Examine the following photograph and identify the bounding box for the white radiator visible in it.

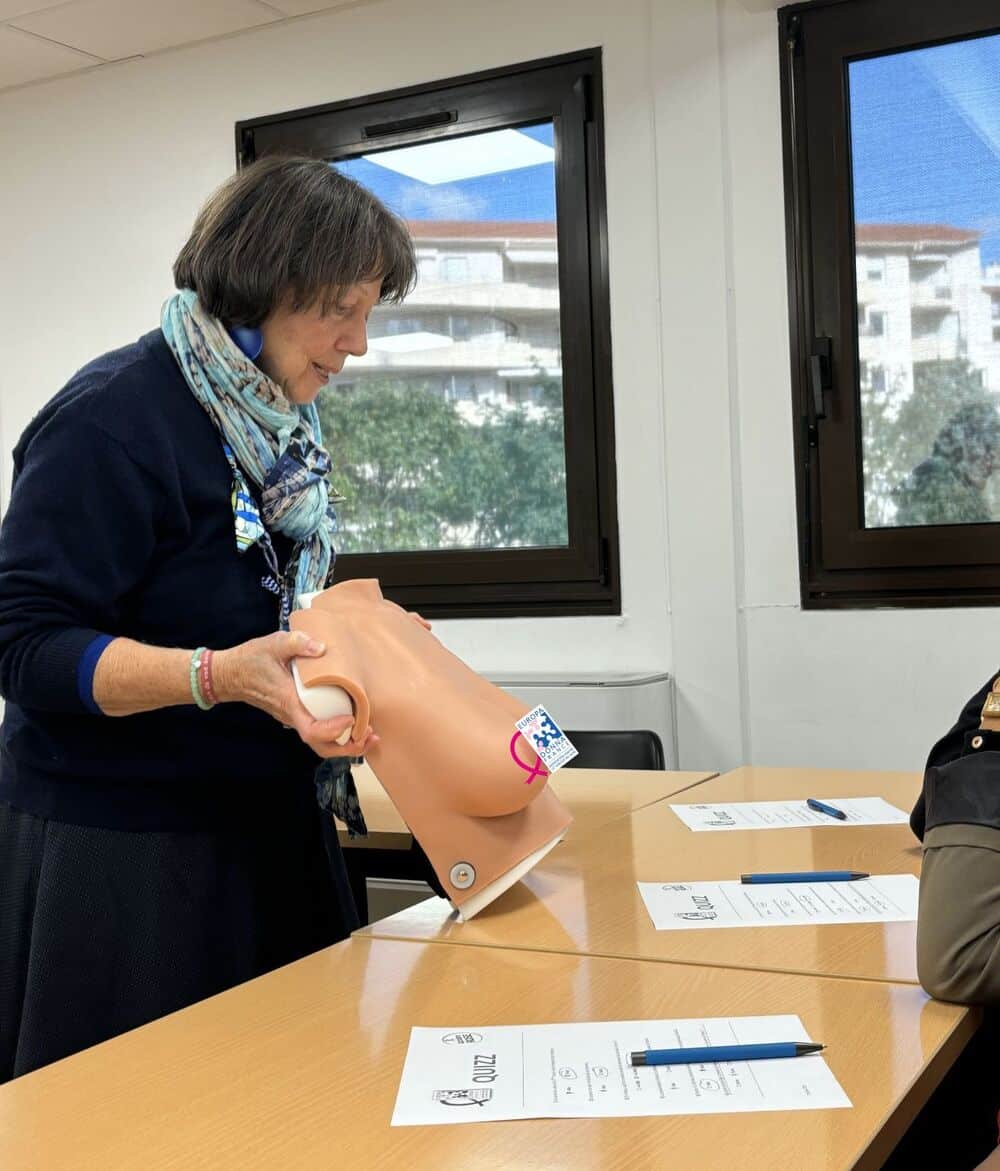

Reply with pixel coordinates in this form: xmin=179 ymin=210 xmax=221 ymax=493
xmin=488 ymin=671 xmax=677 ymax=769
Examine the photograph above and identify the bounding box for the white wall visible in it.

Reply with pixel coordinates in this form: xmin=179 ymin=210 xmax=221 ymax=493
xmin=1 ymin=0 xmax=993 ymax=775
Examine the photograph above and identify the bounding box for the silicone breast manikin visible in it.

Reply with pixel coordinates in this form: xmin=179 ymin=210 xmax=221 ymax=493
xmin=290 ymin=580 xmax=572 ymax=919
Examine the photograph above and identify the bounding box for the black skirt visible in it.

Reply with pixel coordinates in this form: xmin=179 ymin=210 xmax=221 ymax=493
xmin=0 ymin=792 xmax=358 ymax=1082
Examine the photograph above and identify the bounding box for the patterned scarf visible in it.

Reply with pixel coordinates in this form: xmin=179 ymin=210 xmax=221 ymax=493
xmin=161 ymin=290 xmax=367 ymax=839
xmin=161 ymin=289 xmax=336 ymax=623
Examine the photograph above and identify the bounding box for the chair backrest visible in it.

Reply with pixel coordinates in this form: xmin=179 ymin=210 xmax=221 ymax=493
xmin=562 ymin=729 xmax=665 ymax=771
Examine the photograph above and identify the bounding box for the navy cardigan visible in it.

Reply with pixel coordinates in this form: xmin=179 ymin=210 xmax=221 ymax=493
xmin=0 ymin=330 xmax=318 ymax=829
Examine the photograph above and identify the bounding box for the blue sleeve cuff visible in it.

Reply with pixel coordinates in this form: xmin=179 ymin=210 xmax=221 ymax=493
xmin=77 ymin=634 xmax=115 ymax=714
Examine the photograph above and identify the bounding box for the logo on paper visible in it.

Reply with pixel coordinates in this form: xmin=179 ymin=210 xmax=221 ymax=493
xmin=433 ymin=1088 xmax=493 ymax=1107
xmin=441 ymin=1032 xmax=483 ymax=1045
xmin=705 ymin=811 xmax=736 ymax=827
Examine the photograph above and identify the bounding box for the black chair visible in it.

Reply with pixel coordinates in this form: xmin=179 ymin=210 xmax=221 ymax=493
xmin=562 ymin=729 xmax=665 ymax=771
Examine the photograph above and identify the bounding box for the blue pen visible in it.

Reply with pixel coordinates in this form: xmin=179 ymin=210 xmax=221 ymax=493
xmin=741 ymin=870 xmax=869 ymax=884
xmin=807 ymin=798 xmax=848 ymax=821
xmin=629 ymin=1042 xmax=824 ymax=1067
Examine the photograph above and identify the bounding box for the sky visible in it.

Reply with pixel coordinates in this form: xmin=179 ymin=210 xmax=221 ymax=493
xmin=335 ymin=121 xmax=556 ymax=223
xmin=337 ymin=33 xmax=1000 ymax=267
xmin=850 ymin=31 xmax=1000 ymax=265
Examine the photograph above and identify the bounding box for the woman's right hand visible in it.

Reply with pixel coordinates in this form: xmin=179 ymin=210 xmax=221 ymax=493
xmin=212 ymin=631 xmax=377 ymax=759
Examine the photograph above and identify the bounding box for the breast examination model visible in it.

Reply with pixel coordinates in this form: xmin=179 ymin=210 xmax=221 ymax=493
xmin=290 ymin=580 xmax=572 ymax=919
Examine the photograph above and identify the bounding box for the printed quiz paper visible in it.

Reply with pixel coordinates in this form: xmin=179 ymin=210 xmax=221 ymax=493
xmin=668 ymin=797 xmax=909 ymax=832
xmin=637 ymin=874 xmax=918 ymax=931
xmin=391 ymin=1015 xmax=850 ymax=1126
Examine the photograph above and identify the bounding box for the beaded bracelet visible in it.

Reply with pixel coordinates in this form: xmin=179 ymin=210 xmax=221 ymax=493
xmin=198 ymin=648 xmax=218 ymax=707
xmin=190 ymin=647 xmax=214 ymax=711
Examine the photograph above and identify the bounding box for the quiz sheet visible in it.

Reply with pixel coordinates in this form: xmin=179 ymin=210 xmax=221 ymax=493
xmin=391 ymin=1015 xmax=850 ymax=1125
xmin=668 ymin=796 xmax=909 ymax=832
xmin=637 ymin=874 xmax=918 ymax=930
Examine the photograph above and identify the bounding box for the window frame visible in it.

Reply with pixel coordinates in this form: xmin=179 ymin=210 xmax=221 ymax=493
xmin=235 ymin=50 xmax=619 ymax=619
xmin=779 ymin=0 xmax=1000 ymax=608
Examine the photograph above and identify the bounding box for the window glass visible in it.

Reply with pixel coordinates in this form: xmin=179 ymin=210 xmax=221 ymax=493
xmin=850 ymin=33 xmax=1000 ymax=528
xmin=320 ymin=122 xmax=569 ymax=555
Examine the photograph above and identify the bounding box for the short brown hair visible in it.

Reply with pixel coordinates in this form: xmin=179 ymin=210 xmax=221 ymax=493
xmin=173 ymin=155 xmax=416 ymax=325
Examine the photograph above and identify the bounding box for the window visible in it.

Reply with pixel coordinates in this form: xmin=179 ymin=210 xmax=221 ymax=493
xmin=383 ymin=317 xmax=425 ymax=337
xmin=859 ymin=255 xmax=885 ymax=284
xmin=780 ymin=0 xmax=1000 ymax=606
xmin=442 ymin=256 xmax=470 ymax=284
xmin=449 ymin=315 xmax=471 ymax=342
xmin=871 ymin=366 xmax=887 ymax=395
xmin=237 ymin=51 xmax=618 ymax=617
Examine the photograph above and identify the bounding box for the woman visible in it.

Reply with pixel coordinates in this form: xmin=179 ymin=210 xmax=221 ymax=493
xmin=0 ymin=156 xmax=416 ymax=1081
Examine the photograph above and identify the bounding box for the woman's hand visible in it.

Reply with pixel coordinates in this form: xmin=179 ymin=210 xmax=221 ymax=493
xmin=213 ymin=631 xmax=378 ymax=759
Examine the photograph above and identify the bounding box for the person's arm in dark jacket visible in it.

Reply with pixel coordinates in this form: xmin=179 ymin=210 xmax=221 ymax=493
xmin=0 ymin=412 xmax=160 ymax=715
xmin=916 ymin=672 xmax=1000 ymax=1004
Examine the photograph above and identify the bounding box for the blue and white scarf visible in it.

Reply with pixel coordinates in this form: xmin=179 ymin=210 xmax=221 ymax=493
xmin=161 ymin=290 xmax=367 ymax=838
xmin=161 ymin=289 xmax=337 ymax=626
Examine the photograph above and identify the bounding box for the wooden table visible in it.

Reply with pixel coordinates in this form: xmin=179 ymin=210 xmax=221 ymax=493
xmin=360 ymin=767 xmax=925 ymax=985
xmin=338 ymin=763 xmax=717 ymax=849
xmin=0 ymin=936 xmax=975 ymax=1171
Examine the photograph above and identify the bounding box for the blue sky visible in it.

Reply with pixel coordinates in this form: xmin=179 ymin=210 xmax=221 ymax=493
xmin=336 ymin=121 xmax=556 ymax=222
xmin=850 ymin=32 xmax=1000 ymax=264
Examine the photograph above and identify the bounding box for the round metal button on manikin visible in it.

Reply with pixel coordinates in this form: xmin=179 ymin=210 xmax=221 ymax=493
xmin=449 ymin=862 xmax=476 ymax=890
xmin=972 ymin=735 xmax=984 ymax=749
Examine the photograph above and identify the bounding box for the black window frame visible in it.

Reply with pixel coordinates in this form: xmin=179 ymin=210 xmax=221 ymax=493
xmin=779 ymin=0 xmax=1000 ymax=608
xmin=235 ymin=49 xmax=619 ymax=619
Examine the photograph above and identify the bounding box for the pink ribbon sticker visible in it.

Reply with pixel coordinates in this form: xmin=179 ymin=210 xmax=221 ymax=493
xmin=509 ymin=731 xmax=550 ymax=784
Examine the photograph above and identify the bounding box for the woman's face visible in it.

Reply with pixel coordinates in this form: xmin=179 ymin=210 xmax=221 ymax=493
xmin=257 ymin=279 xmax=382 ymax=404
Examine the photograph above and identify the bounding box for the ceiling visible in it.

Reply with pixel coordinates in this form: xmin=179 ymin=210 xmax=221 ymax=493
xmin=0 ymin=0 xmax=821 ymax=95
xmin=0 ymin=0 xmax=358 ymax=94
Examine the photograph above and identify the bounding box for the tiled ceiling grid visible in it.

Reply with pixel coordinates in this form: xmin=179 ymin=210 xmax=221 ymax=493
xmin=0 ymin=0 xmax=360 ymax=93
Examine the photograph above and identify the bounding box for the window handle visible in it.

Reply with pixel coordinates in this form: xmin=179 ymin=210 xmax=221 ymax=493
xmin=363 ymin=110 xmax=456 ymax=139
xmin=810 ymin=338 xmax=832 ymax=420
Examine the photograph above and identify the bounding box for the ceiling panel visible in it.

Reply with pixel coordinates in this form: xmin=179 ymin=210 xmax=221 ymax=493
xmin=0 ymin=24 xmax=100 ymax=90
xmin=10 ymin=0 xmax=281 ymax=61
xmin=0 ymin=1 xmax=70 ymax=19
